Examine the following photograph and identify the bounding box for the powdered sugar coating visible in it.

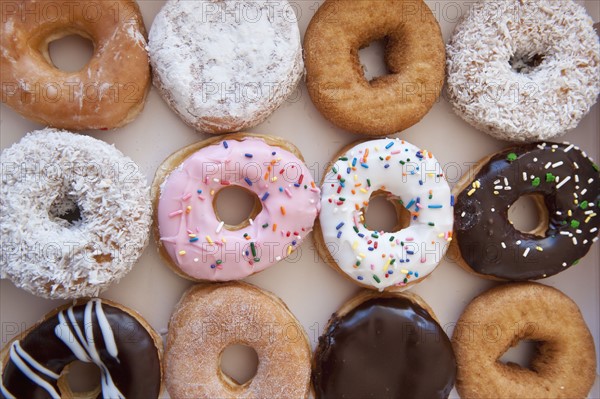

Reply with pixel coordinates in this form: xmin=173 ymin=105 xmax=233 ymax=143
xmin=446 ymin=0 xmax=600 ymax=142
xmin=0 ymin=129 xmax=152 ymax=299
xmin=148 ymin=0 xmax=303 ymax=134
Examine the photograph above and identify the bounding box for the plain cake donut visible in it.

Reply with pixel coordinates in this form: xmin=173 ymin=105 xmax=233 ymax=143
xmin=452 ymin=282 xmax=596 ymax=399
xmin=304 ymin=0 xmax=445 ymax=136
xmin=446 ymin=0 xmax=600 ymax=142
xmin=148 ymin=0 xmax=303 ymax=134
xmin=165 ymin=282 xmax=311 ymax=398
xmin=0 ymin=129 xmax=152 ymax=299
xmin=0 ymin=0 xmax=151 ymax=130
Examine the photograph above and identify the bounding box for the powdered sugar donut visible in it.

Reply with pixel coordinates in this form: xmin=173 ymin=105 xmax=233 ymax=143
xmin=0 ymin=129 xmax=152 ymax=299
xmin=446 ymin=0 xmax=600 ymax=142
xmin=148 ymin=0 xmax=303 ymax=134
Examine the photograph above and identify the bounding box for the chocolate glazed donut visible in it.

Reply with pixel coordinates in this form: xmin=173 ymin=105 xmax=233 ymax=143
xmin=453 ymin=142 xmax=600 ymax=280
xmin=312 ymin=292 xmax=456 ymax=399
xmin=1 ymin=299 xmax=162 ymax=399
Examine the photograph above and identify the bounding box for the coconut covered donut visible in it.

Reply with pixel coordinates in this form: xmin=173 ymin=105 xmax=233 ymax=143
xmin=452 ymin=282 xmax=596 ymax=399
xmin=152 ymin=133 xmax=320 ymax=281
xmin=316 ymin=138 xmax=454 ymax=291
xmin=148 ymin=0 xmax=303 ymax=134
xmin=165 ymin=282 xmax=311 ymax=398
xmin=0 ymin=0 xmax=151 ymax=130
xmin=1 ymin=298 xmax=163 ymax=398
xmin=0 ymin=129 xmax=152 ymax=299
xmin=446 ymin=0 xmax=600 ymax=142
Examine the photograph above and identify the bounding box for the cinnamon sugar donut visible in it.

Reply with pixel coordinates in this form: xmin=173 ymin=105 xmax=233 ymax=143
xmin=304 ymin=0 xmax=445 ymax=136
xmin=452 ymin=283 xmax=596 ymax=399
xmin=0 ymin=0 xmax=150 ymax=130
xmin=165 ymin=282 xmax=311 ymax=398
xmin=148 ymin=0 xmax=303 ymax=134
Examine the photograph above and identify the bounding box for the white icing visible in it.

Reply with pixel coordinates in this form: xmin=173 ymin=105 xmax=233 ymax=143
xmin=148 ymin=0 xmax=303 ymax=132
xmin=319 ymin=139 xmax=454 ymax=290
xmin=0 ymin=129 xmax=152 ymax=299
xmin=4 ymin=342 xmax=60 ymax=399
xmin=446 ymin=0 xmax=600 ymax=141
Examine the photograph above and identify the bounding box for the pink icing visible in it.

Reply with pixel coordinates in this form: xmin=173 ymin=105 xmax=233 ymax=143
xmin=157 ymin=137 xmax=321 ymax=281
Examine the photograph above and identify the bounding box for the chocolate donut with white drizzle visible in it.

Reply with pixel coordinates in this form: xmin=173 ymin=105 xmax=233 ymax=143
xmin=453 ymin=142 xmax=600 ymax=280
xmin=0 ymin=299 xmax=162 ymax=399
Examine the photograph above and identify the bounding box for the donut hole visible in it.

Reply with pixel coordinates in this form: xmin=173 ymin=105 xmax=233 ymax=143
xmin=219 ymin=344 xmax=259 ymax=386
xmin=49 ymin=193 xmax=82 ymax=225
xmin=508 ymin=193 xmax=549 ymax=237
xmin=509 ymin=52 xmax=545 ymax=74
xmin=213 ymin=186 xmax=262 ymax=230
xmin=46 ymin=33 xmax=95 ymax=72
xmin=362 ymin=191 xmax=411 ymax=233
xmin=358 ymin=38 xmax=392 ymax=82
xmin=498 ymin=339 xmax=541 ymax=371
xmin=58 ymin=361 xmax=102 ymax=397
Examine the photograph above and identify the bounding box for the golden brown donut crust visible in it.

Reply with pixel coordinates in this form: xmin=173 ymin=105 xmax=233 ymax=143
xmin=304 ymin=0 xmax=445 ymax=136
xmin=165 ymin=282 xmax=312 ymax=399
xmin=0 ymin=0 xmax=150 ymax=130
xmin=452 ymin=282 xmax=596 ymax=399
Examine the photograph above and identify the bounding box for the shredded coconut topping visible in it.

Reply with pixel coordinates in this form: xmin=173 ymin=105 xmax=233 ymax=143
xmin=0 ymin=129 xmax=152 ymax=299
xmin=446 ymin=0 xmax=600 ymax=142
xmin=148 ymin=0 xmax=303 ymax=133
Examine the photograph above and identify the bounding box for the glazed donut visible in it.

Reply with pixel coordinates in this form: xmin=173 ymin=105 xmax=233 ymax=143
xmin=304 ymin=0 xmax=445 ymax=136
xmin=452 ymin=142 xmax=600 ymax=280
xmin=165 ymin=282 xmax=311 ymax=398
xmin=316 ymin=138 xmax=454 ymax=290
xmin=152 ymin=133 xmax=320 ymax=281
xmin=452 ymin=282 xmax=596 ymax=399
xmin=1 ymin=298 xmax=163 ymax=399
xmin=313 ymin=290 xmax=456 ymax=398
xmin=0 ymin=0 xmax=150 ymax=130
xmin=148 ymin=0 xmax=303 ymax=134
xmin=0 ymin=129 xmax=152 ymax=299
xmin=446 ymin=0 xmax=600 ymax=142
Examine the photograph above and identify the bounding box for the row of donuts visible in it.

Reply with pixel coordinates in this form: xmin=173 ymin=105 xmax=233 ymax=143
xmin=2 ymin=0 xmax=599 ymax=141
xmin=1 ymin=280 xmax=596 ymax=398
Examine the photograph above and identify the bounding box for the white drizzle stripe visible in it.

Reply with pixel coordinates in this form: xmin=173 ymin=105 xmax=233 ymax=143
xmin=56 ymin=311 xmax=91 ymax=362
xmin=94 ymin=300 xmax=119 ymax=359
xmin=13 ymin=341 xmax=59 ymax=380
xmin=6 ymin=342 xmax=60 ymax=399
xmin=0 ymin=382 xmax=17 ymax=399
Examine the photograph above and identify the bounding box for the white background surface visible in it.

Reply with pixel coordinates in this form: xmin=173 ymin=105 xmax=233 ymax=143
xmin=1 ymin=1 xmax=599 ymax=397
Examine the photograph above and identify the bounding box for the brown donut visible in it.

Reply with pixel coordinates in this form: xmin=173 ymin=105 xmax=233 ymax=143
xmin=304 ymin=0 xmax=445 ymax=136
xmin=165 ymin=282 xmax=311 ymax=398
xmin=0 ymin=0 xmax=150 ymax=130
xmin=452 ymin=282 xmax=596 ymax=399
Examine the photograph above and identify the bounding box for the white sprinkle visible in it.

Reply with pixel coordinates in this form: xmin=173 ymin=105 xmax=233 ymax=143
xmin=501 ymin=242 xmax=506 ymax=249
xmin=494 ymin=185 xmax=503 ymax=190
xmin=583 ymin=239 xmax=588 ymax=244
xmin=493 ymin=179 xmax=501 ymax=184
xmin=505 ymin=186 xmax=511 ymax=190
xmin=491 ymin=208 xmax=495 ymax=212
xmin=530 ymin=174 xmax=536 ymax=179
xmin=556 ymin=211 xmax=562 ymax=215
xmin=560 ymin=231 xmax=570 ymax=236
xmin=574 ymin=175 xmax=579 ymax=183
xmin=573 ymin=162 xmax=579 ymax=169
xmin=562 ymin=262 xmax=567 ymax=267
xmin=585 ymin=210 xmax=594 ymax=215
xmin=552 ymin=161 xmax=564 ymax=168
xmin=523 ymin=247 xmax=530 ymax=257
xmin=213 ymin=178 xmax=220 ymax=183
xmin=564 ymin=144 xmax=574 ymax=152
xmin=504 ymin=177 xmax=509 ymax=186
xmin=533 ymin=158 xmax=538 ymax=162
xmin=588 ymin=178 xmax=594 ymax=184
xmin=590 ymin=228 xmax=598 ymax=233
xmin=249 ymin=218 xmax=254 ymax=225
xmin=522 ymin=172 xmax=527 ymax=181
xmin=576 ymin=229 xmax=582 ymax=234
xmin=593 ymin=237 xmax=599 ymax=243
xmin=537 ymin=144 xmax=545 ymax=150
xmin=516 ymin=240 xmax=522 ymax=245
xmin=193 ymin=258 xmax=199 ymax=262
xmin=551 ymin=144 xmax=558 ymax=149
xmin=556 ymin=175 xmax=571 ymax=189
xmin=275 ymin=256 xmax=282 ymax=261
xmin=216 ymin=221 xmax=224 ymax=234
xmin=572 ymin=237 xmax=578 ymax=245
xmin=580 ymin=189 xmax=587 ymax=196
xmin=461 ymin=211 xmax=466 ymax=217
xmin=544 ymin=162 xmax=552 ymax=169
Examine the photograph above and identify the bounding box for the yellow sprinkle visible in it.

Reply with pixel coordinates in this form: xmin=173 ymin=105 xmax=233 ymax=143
xmin=178 ymin=250 xmax=186 ymax=256
xmin=471 ymin=182 xmax=477 ymax=188
xmin=585 ymin=213 xmax=597 ymax=223
xmin=205 ymin=235 xmax=214 ymax=244
xmin=383 ymin=259 xmax=391 ymax=272
xmin=271 ymin=176 xmax=278 ymax=182
xmin=359 ymin=215 xmax=365 ymax=222
xmin=186 ymin=205 xmax=192 ymax=214
xmin=467 ymin=188 xmax=476 ymax=196
xmin=188 ymin=234 xmax=197 ymax=238
xmin=493 ymin=191 xmax=499 ymax=195
xmin=354 ymin=174 xmax=358 ymax=181
xmin=358 ymin=253 xmax=366 ymax=259
xmin=352 ymin=241 xmax=358 ymax=250
xmin=360 ymin=188 xmax=368 ymax=194
xmin=536 ymin=246 xmax=543 ymax=251
xmin=401 ymin=269 xmax=409 ymax=274
xmin=427 ymin=173 xmax=435 ymax=177
xmin=438 ymin=233 xmax=444 ymax=238
xmin=574 ymin=199 xmax=579 ymax=205
xmin=287 ymin=245 xmax=293 ymax=255
xmin=221 ymin=238 xmax=227 ymax=243
xmin=567 ymin=210 xmax=572 ymax=217
xmin=210 ymin=189 xmax=215 ymax=196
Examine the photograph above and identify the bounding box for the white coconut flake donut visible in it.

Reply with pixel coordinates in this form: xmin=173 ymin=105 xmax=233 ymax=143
xmin=318 ymin=139 xmax=454 ymax=291
xmin=148 ymin=0 xmax=303 ymax=134
xmin=0 ymin=129 xmax=152 ymax=299
xmin=446 ymin=0 xmax=600 ymax=142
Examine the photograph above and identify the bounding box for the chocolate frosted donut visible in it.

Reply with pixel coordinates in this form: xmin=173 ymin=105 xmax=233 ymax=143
xmin=453 ymin=142 xmax=600 ymax=280
xmin=312 ymin=291 xmax=456 ymax=399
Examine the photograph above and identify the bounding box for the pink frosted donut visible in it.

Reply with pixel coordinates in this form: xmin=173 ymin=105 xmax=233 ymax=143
xmin=152 ymin=134 xmax=321 ymax=281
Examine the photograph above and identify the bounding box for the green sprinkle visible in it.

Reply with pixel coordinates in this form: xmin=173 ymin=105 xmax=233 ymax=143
xmin=389 ymin=236 xmax=395 ymax=242
xmin=339 ymin=157 xmax=348 ymax=161
xmin=428 ymin=222 xmax=435 ymax=226
xmin=545 ymin=173 xmax=556 ymax=182
xmin=353 ymin=226 xmax=359 ymax=233
xmin=593 ymin=164 xmax=599 ymax=172
xmin=373 ymin=275 xmax=381 ymax=283
xmin=403 ymin=278 xmax=408 ymax=284
xmin=254 ymin=257 xmax=260 ymax=262
xmin=355 ymin=261 xmax=361 ymax=267
xmin=367 ymin=179 xmax=371 ymax=187
xmin=531 ymin=177 xmax=541 ymax=187
xmin=216 ymin=259 xmax=222 ymax=265
xmin=250 ymin=242 xmax=257 ymax=257
xmin=573 ymin=259 xmax=580 ymax=265
xmin=580 ymin=201 xmax=589 ymax=209
xmin=399 ymin=160 xmax=405 ymax=165
xmin=339 ymin=197 xmax=346 ymax=201
xmin=570 ymin=220 xmax=580 ymax=228
xmin=371 ymin=233 xmax=379 ymax=238
xmin=332 ymin=166 xmax=338 ymax=174
xmin=390 ymin=259 xmax=396 ymax=264
xmin=262 ymin=223 xmax=269 ymax=228
xmin=506 ymin=153 xmax=517 ymax=162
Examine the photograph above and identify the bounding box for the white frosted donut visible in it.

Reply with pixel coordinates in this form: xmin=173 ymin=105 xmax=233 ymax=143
xmin=318 ymin=139 xmax=454 ymax=291
xmin=0 ymin=129 xmax=152 ymax=299
xmin=148 ymin=0 xmax=303 ymax=134
xmin=446 ymin=0 xmax=600 ymax=142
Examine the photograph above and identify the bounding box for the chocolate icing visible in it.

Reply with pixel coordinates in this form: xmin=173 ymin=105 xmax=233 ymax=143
xmin=454 ymin=142 xmax=600 ymax=280
xmin=312 ymin=296 xmax=456 ymax=399
xmin=1 ymin=301 xmax=161 ymax=399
